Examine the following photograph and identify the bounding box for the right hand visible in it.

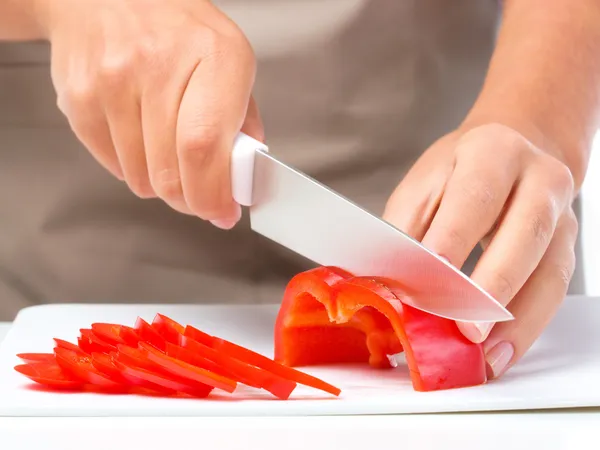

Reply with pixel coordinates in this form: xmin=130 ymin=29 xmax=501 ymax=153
xmin=42 ymin=0 xmax=264 ymax=229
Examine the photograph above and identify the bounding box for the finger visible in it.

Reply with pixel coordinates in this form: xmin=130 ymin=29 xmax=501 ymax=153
xmin=481 ymin=210 xmax=578 ymax=379
xmin=240 ymin=95 xmax=265 ymax=143
xmin=104 ymin=93 xmax=154 ymax=199
xmin=141 ymin=64 xmax=194 ymax=215
xmin=58 ymin=93 xmax=124 ymax=180
xmin=382 ymin=134 xmax=457 ymax=240
xmin=420 ymin=131 xmax=521 ymax=269
xmin=176 ymin=38 xmax=255 ymax=228
xmin=457 ymin=164 xmax=573 ymax=343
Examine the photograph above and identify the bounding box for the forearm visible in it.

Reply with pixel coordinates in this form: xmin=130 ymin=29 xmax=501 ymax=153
xmin=463 ymin=0 xmax=600 ymax=189
xmin=0 ymin=0 xmax=48 ymax=41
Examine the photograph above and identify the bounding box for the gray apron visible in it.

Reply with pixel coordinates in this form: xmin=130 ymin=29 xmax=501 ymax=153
xmin=0 ymin=0 xmax=584 ymax=321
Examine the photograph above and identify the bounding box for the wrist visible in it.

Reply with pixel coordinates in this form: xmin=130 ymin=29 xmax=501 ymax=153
xmin=30 ymin=0 xmax=52 ymax=39
xmin=0 ymin=0 xmax=50 ymax=40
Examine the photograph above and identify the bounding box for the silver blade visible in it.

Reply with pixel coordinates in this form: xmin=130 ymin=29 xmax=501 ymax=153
xmin=249 ymin=151 xmax=513 ymax=323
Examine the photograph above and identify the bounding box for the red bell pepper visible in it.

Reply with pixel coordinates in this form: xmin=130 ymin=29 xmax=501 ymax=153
xmin=274 ymin=266 xmax=487 ymax=392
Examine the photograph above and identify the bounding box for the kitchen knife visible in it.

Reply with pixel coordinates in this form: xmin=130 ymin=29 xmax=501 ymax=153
xmin=230 ymin=132 xmax=513 ymax=323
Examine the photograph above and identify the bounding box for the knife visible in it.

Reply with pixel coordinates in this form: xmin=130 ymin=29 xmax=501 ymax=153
xmin=230 ymin=132 xmax=513 ymax=323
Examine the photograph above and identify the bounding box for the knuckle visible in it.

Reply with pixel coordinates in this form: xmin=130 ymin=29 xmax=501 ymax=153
xmin=488 ymin=271 xmax=517 ymax=302
xmin=230 ymin=32 xmax=256 ymax=64
xmin=458 ymin=176 xmax=497 ymax=214
xmin=554 ymin=251 xmax=576 ymax=290
xmin=100 ymin=55 xmax=134 ymax=88
xmin=178 ymin=125 xmax=221 ymax=160
xmin=461 ymin=123 xmax=526 ymax=157
xmin=127 ymin=176 xmax=155 ymax=199
xmin=528 ymin=201 xmax=558 ymax=247
xmin=62 ymin=82 xmax=96 ymax=112
xmin=567 ymin=211 xmax=579 ymax=236
xmin=150 ymin=169 xmax=184 ymax=201
xmin=135 ymin=38 xmax=157 ymax=63
xmin=199 ymin=27 xmax=256 ymax=71
xmin=197 ymin=26 xmax=224 ymax=54
xmin=542 ymin=157 xmax=575 ymax=195
xmin=434 ymin=226 xmax=470 ymax=263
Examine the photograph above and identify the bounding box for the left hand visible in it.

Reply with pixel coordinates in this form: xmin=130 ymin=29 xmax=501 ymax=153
xmin=383 ymin=123 xmax=579 ymax=379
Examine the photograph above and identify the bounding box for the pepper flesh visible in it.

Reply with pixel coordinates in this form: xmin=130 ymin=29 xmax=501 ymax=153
xmin=274 ymin=266 xmax=487 ymax=392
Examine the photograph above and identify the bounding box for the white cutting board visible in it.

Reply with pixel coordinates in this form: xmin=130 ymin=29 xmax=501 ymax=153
xmin=0 ymin=297 xmax=599 ymax=417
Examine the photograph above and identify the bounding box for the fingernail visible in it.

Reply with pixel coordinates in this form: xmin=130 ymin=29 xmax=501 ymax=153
xmin=485 ymin=341 xmax=514 ymax=379
xmin=456 ymin=321 xmax=492 ymax=343
xmin=210 ymin=205 xmax=242 ymax=230
xmin=210 ymin=218 xmax=238 ymax=230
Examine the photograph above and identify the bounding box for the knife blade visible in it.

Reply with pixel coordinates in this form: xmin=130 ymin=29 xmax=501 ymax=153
xmin=231 ymin=132 xmax=513 ymax=323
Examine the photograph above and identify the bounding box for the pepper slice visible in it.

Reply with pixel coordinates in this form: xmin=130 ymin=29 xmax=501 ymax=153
xmin=91 ymin=323 xmax=140 ymax=347
xmin=213 ymin=337 xmax=340 ymax=396
xmin=182 ymin=323 xmax=336 ymax=397
xmin=115 ymin=344 xmax=215 ymax=395
xmin=107 ymin=350 xmax=177 ymax=395
xmin=274 ymin=266 xmax=487 ymax=392
xmin=134 ymin=317 xmax=167 ymax=351
xmin=91 ymin=352 xmax=131 ymax=385
xmin=79 ymin=329 xmax=117 ymax=354
xmin=165 ymin=342 xmax=235 ymax=381
xmin=14 ymin=361 xmax=84 ymax=389
xmin=151 ymin=314 xmax=185 ymax=345
xmin=54 ymin=338 xmax=88 ymax=355
xmin=179 ymin=336 xmax=297 ymax=400
xmin=54 ymin=347 xmax=123 ymax=389
xmin=113 ymin=357 xmax=213 ymax=398
xmin=183 ymin=325 xmax=215 ymax=347
xmin=17 ymin=353 xmax=55 ymax=363
xmin=139 ymin=341 xmax=237 ymax=393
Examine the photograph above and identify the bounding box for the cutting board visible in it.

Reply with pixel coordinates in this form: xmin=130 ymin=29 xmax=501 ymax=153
xmin=1 ymin=297 xmax=599 ymax=417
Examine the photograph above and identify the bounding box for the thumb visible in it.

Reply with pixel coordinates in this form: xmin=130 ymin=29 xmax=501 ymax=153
xmin=382 ymin=133 xmax=457 ymax=241
xmin=241 ymin=95 xmax=265 ymax=143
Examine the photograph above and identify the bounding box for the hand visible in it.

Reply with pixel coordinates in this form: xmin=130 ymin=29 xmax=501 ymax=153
xmin=383 ymin=123 xmax=579 ymax=379
xmin=43 ymin=0 xmax=264 ymax=228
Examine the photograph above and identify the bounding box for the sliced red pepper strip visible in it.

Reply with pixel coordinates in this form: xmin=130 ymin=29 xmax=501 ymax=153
xmin=139 ymin=341 xmax=237 ymax=393
xmin=116 ymin=344 xmax=217 ymax=395
xmin=212 ymin=337 xmax=340 ymax=396
xmin=79 ymin=329 xmax=117 ymax=354
xmin=91 ymin=352 xmax=163 ymax=396
xmin=54 ymin=338 xmax=88 ymax=355
xmin=179 ymin=336 xmax=297 ymax=400
xmin=183 ymin=325 xmax=215 ymax=347
xmin=108 ymin=350 xmax=176 ymax=395
xmin=274 ymin=266 xmax=487 ymax=392
xmin=179 ymin=336 xmax=260 ymax=388
xmin=165 ymin=342 xmax=235 ymax=381
xmin=112 ymin=358 xmax=212 ymax=398
xmin=183 ymin=324 xmax=327 ymax=397
xmin=14 ymin=362 xmax=84 ymax=389
xmin=91 ymin=352 xmax=131 ymax=385
xmin=17 ymin=353 xmax=55 ymax=363
xmin=115 ymin=344 xmax=157 ymax=371
xmin=54 ymin=347 xmax=123 ymax=389
xmin=151 ymin=314 xmax=185 ymax=345
xmin=134 ymin=317 xmax=167 ymax=351
xmin=91 ymin=323 xmax=140 ymax=347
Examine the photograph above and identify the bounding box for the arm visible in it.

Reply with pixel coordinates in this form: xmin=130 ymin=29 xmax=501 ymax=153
xmin=0 ymin=0 xmax=48 ymax=41
xmin=1 ymin=0 xmax=262 ymax=228
xmin=463 ymin=0 xmax=600 ymax=189
xmin=384 ymin=0 xmax=600 ymax=379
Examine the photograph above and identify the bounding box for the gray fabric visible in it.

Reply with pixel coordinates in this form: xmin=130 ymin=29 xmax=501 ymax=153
xmin=1 ymin=0 xmax=580 ymax=322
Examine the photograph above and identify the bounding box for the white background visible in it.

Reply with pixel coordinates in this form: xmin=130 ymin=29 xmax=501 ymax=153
xmin=579 ymin=130 xmax=600 ymax=295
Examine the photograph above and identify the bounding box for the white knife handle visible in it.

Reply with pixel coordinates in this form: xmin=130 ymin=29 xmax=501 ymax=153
xmin=231 ymin=132 xmax=269 ymax=206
